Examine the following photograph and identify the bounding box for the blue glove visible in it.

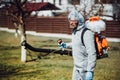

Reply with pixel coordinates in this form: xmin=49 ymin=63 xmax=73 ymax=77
xmin=58 ymin=42 xmax=66 ymax=49
xmin=85 ymin=71 xmax=93 ymax=80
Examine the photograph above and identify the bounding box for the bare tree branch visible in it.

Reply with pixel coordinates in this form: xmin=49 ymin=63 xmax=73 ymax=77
xmin=21 ymin=0 xmax=28 ymax=6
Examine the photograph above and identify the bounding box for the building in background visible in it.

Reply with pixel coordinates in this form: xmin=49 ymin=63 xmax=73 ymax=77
xmin=0 ymin=0 xmax=119 ymax=20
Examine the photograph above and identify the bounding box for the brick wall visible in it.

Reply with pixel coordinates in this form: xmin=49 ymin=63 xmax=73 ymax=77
xmin=0 ymin=14 xmax=9 ymax=28
xmin=105 ymin=21 xmax=120 ymax=38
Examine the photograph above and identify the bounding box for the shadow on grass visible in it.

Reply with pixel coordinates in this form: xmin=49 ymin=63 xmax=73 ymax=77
xmin=0 ymin=45 xmax=20 ymax=50
xmin=0 ymin=63 xmax=47 ymax=79
xmin=0 ymin=63 xmax=22 ymax=77
xmin=110 ymin=46 xmax=120 ymax=51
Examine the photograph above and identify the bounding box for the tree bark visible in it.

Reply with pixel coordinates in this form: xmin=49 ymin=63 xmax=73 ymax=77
xmin=18 ymin=16 xmax=27 ymax=62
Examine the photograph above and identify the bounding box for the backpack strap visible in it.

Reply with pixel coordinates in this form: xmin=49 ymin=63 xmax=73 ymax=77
xmin=81 ymin=28 xmax=90 ymax=46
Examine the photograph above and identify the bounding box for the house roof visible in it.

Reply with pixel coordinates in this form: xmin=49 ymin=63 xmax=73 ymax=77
xmin=23 ymin=2 xmax=60 ymax=12
xmin=6 ymin=2 xmax=60 ymax=13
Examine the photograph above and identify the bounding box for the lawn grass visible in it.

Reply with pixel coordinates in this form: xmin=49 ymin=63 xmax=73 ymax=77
xmin=0 ymin=31 xmax=120 ymax=80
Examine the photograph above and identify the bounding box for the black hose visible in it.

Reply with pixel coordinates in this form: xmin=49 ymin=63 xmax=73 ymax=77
xmin=21 ymin=40 xmax=72 ymax=56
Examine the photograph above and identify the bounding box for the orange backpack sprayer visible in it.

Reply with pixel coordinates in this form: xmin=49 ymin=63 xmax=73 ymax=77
xmin=95 ymin=33 xmax=109 ymax=58
xmin=81 ymin=29 xmax=109 ymax=59
xmin=82 ymin=16 xmax=109 ymax=59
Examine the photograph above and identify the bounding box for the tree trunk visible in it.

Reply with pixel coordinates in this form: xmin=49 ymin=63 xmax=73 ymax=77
xmin=21 ymin=33 xmax=26 ymax=62
xmin=18 ymin=16 xmax=27 ymax=62
xmin=13 ymin=18 xmax=27 ymax=62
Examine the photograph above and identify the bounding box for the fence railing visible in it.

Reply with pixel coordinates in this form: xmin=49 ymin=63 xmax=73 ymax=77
xmin=0 ymin=16 xmax=120 ymax=38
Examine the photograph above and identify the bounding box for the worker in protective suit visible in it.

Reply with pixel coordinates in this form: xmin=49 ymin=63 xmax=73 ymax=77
xmin=58 ymin=9 xmax=97 ymax=80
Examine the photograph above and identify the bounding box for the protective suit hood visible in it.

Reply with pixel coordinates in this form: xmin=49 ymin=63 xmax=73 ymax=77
xmin=68 ymin=9 xmax=84 ymax=28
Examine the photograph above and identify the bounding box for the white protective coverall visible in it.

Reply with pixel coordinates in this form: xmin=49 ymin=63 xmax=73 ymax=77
xmin=67 ymin=10 xmax=97 ymax=80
